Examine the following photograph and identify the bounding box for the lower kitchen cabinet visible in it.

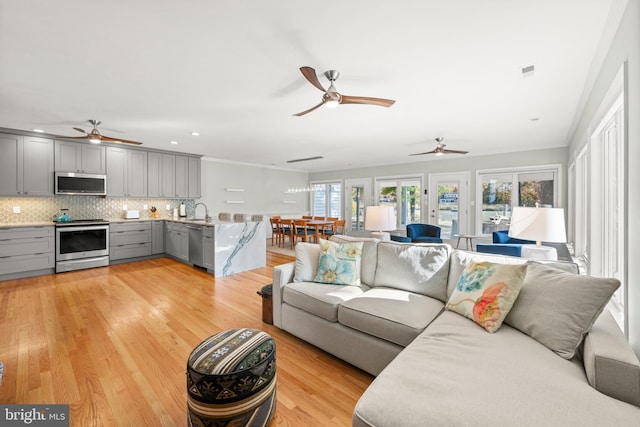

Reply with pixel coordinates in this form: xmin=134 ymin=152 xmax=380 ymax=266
xmin=165 ymin=222 xmax=189 ymax=262
xmin=0 ymin=226 xmax=55 ymax=279
xmin=109 ymin=221 xmax=152 ymax=261
xmin=203 ymin=226 xmax=215 ymax=271
xmin=151 ymin=221 xmax=164 ymax=254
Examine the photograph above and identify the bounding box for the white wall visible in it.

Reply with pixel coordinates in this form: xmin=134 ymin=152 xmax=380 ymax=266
xmin=566 ymin=0 xmax=640 ymax=356
xmin=310 ymin=147 xmax=568 ymax=234
xmin=199 ymin=158 xmax=310 ymax=216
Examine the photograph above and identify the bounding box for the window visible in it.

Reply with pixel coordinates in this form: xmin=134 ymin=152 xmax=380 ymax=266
xmin=477 ymin=166 xmax=561 ymax=234
xmin=311 ymin=181 xmax=341 ymax=218
xmin=376 ymin=177 xmax=422 ymax=229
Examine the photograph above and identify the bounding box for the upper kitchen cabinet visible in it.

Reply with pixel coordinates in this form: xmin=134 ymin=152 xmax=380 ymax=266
xmin=188 ymin=156 xmax=201 ymax=198
xmin=54 ymin=140 xmax=106 ymax=174
xmin=0 ymin=133 xmax=54 ymax=196
xmin=175 ymin=155 xmax=189 ymax=198
xmin=148 ymin=153 xmax=175 ymax=198
xmin=106 ymin=146 xmax=147 ymax=197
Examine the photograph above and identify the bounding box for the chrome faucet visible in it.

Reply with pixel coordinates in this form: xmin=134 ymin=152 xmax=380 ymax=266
xmin=194 ymin=203 xmax=211 ymax=221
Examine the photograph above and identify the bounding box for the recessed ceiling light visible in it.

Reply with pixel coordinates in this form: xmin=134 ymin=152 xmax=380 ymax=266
xmin=190 ymin=131 xmax=200 ymax=136
xmin=170 ymin=140 xmax=178 ymax=145
xmin=32 ymin=128 xmax=45 ymax=133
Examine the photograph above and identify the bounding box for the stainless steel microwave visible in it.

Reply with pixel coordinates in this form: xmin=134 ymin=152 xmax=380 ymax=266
xmin=55 ymin=172 xmax=107 ymax=196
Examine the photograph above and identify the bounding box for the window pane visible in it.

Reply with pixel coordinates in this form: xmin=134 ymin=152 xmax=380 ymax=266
xmin=378 ymin=184 xmax=397 ymax=223
xmin=481 ymin=174 xmax=512 ymax=233
xmin=438 ymin=183 xmax=458 ymax=240
xmin=328 ymin=184 xmax=341 ymax=218
xmin=312 ymin=185 xmax=326 ymax=216
xmin=351 ymin=186 xmax=365 ymax=231
xmin=518 ymin=171 xmax=555 ymax=207
xmin=400 ymin=182 xmax=420 ymax=225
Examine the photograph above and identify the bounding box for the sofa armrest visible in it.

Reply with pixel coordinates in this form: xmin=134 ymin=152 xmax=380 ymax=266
xmin=272 ymin=262 xmax=295 ymax=328
xmin=583 ymin=309 xmax=640 ymax=407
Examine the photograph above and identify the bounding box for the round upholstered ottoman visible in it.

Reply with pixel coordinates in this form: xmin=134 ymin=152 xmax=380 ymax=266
xmin=186 ymin=328 xmax=276 ymax=426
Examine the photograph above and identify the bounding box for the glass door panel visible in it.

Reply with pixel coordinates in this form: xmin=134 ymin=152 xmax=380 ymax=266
xmin=437 ymin=183 xmax=459 ymax=240
xmin=481 ymin=174 xmax=513 ymax=233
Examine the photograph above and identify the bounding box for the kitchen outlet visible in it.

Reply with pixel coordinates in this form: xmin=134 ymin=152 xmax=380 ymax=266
xmin=143 ymin=204 xmax=148 ymax=210
xmin=166 ymin=204 xmax=170 ymax=210
xmin=12 ymin=206 xmax=20 ymax=214
xmin=122 ymin=205 xmax=128 ymax=210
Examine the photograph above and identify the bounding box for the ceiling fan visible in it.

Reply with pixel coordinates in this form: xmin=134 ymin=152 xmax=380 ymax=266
xmin=61 ymin=120 xmax=143 ymax=145
xmin=409 ymin=137 xmax=468 ymax=156
xmin=293 ymin=66 xmax=395 ymax=116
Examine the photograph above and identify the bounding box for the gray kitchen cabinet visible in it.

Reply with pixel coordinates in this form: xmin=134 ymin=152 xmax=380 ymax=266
xmin=54 ymin=140 xmax=106 ymax=174
xmin=188 ymin=156 xmax=201 ymax=198
xmin=165 ymin=222 xmax=188 ymax=262
xmin=106 ymin=147 xmax=147 ymax=197
xmin=0 ymin=133 xmax=54 ymax=196
xmin=0 ymin=226 xmax=55 ymax=279
xmin=109 ymin=221 xmax=152 ymax=261
xmin=148 ymin=153 xmax=176 ymax=198
xmin=151 ymin=221 xmax=164 ymax=254
xmin=203 ymin=225 xmax=215 ymax=271
xmin=175 ymin=155 xmax=189 ymax=198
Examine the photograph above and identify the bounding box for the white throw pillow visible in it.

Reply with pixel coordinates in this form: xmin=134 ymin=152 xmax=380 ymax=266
xmin=293 ymin=242 xmax=320 ymax=282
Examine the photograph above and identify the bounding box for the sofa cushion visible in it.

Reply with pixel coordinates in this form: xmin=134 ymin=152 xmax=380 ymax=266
xmin=338 ymin=287 xmax=444 ymax=347
xmin=293 ymin=242 xmax=320 ymax=282
xmin=353 ymin=310 xmax=640 ymax=427
xmin=373 ymin=242 xmax=451 ymax=302
xmin=447 ymin=250 xmax=527 ymax=299
xmin=314 ymin=238 xmax=363 ymax=286
xmin=505 ymin=262 xmax=620 ymax=359
xmin=446 ymin=261 xmax=527 ymax=332
xmin=329 ymin=235 xmax=379 ymax=286
xmin=282 ymin=281 xmax=367 ymax=322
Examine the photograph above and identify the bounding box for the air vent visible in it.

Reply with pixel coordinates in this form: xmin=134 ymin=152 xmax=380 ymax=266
xmin=521 ymin=65 xmax=535 ymax=77
xmin=287 ymin=156 xmax=324 ymax=163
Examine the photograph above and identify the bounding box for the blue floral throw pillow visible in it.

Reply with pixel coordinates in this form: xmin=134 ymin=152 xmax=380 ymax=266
xmin=313 ymin=238 xmax=364 ymax=286
xmin=446 ymin=261 xmax=527 ymax=333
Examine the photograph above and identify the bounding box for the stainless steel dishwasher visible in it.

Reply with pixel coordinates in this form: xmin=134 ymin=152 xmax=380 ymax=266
xmin=187 ymin=224 xmax=204 ymax=267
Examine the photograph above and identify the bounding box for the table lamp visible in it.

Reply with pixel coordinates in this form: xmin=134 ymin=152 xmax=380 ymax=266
xmin=365 ymin=206 xmax=397 ymax=241
xmin=508 ymin=207 xmax=566 ymax=260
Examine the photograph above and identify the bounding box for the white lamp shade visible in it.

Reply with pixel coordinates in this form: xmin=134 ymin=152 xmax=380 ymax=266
xmin=508 ymin=207 xmax=567 ymax=243
xmin=365 ymin=206 xmax=397 ymax=231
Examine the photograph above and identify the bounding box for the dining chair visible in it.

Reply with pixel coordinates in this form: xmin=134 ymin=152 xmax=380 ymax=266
xmin=269 ymin=217 xmax=281 ymax=246
xmin=218 ymin=212 xmax=231 ymax=221
xmin=302 ymin=215 xmax=313 ymax=220
xmin=324 ymin=219 xmax=346 ymax=236
xmin=291 ymin=219 xmax=316 ymax=247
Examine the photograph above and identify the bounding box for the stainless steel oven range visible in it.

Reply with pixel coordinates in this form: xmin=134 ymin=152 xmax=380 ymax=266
xmin=55 ymin=220 xmax=109 ymax=273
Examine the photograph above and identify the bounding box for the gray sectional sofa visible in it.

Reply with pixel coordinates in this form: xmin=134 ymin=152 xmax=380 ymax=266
xmin=272 ymin=235 xmax=640 ymax=426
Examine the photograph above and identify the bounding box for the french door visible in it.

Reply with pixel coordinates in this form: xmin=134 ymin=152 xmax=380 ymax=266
xmin=428 ymin=172 xmax=469 ymax=241
xmin=345 ymin=179 xmax=370 ymax=232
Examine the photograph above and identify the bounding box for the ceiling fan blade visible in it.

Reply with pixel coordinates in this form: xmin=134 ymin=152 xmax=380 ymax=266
xmin=340 ymin=95 xmax=395 ymax=107
xmin=300 ymin=66 xmax=326 ymax=92
xmin=293 ymin=102 xmax=324 ymax=117
xmin=73 ymin=127 xmax=87 ymax=134
xmin=409 ymin=150 xmax=438 ymax=156
xmin=443 ymin=149 xmax=469 ymax=154
xmin=100 ymin=135 xmax=143 ymax=145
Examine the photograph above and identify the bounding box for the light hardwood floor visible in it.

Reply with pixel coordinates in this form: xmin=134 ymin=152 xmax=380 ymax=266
xmin=0 ymin=253 xmax=373 ymax=426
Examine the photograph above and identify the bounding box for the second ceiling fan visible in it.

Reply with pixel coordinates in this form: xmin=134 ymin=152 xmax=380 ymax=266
xmin=293 ymin=66 xmax=395 ymax=116
xmin=409 ymin=137 xmax=469 ymax=156
xmin=61 ymin=120 xmax=143 ymax=145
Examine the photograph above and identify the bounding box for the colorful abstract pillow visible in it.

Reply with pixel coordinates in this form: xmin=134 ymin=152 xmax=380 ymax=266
xmin=446 ymin=261 xmax=527 ymax=333
xmin=313 ymin=238 xmax=364 ymax=286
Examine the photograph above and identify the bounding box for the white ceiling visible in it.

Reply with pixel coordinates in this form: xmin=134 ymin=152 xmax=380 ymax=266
xmin=0 ymin=0 xmax=616 ymax=172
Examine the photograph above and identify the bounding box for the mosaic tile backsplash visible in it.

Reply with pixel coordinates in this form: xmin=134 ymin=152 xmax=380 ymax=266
xmin=0 ymin=196 xmax=196 ymax=224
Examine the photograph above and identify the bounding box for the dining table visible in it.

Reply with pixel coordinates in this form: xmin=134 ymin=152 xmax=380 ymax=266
xmin=280 ymin=218 xmax=335 ymax=244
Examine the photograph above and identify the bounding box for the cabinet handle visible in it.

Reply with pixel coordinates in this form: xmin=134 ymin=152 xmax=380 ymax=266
xmin=0 ymin=256 xmax=10 ymax=259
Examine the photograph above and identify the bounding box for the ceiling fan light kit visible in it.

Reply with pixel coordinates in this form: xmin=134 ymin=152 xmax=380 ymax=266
xmin=294 ymin=66 xmax=395 ymax=116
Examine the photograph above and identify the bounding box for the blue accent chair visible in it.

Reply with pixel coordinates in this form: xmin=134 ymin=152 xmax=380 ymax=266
xmin=406 ymin=224 xmax=443 ymax=243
